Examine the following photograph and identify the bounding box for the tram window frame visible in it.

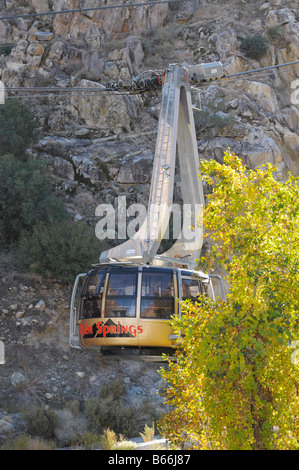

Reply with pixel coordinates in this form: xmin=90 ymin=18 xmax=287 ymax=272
xmin=181 ymin=277 xmax=206 ymax=303
xmin=81 ymin=270 xmax=106 ymax=297
xmin=140 ymin=272 xmax=174 ymax=319
xmin=81 ymin=270 xmax=106 ymax=319
xmin=104 ymin=272 xmax=138 ymax=318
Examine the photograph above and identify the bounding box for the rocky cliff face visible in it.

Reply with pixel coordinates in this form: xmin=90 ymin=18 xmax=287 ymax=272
xmin=0 ymin=0 xmax=298 ymax=446
xmin=1 ymin=0 xmax=298 ymax=226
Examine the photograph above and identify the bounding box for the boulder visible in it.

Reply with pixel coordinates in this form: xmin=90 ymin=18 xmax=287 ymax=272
xmin=27 ymin=42 xmax=45 ymax=57
xmin=122 ymin=37 xmax=145 ymax=75
xmin=52 ymin=156 xmax=75 ymax=180
xmin=215 ymin=29 xmax=237 ymax=60
xmin=35 ymin=300 xmax=46 ymax=310
xmin=117 ymin=150 xmax=153 ymax=184
xmin=11 ymin=372 xmax=28 ymax=388
xmin=282 ymin=106 xmax=299 ymax=133
xmin=198 ymin=126 xmax=283 ymax=170
xmin=223 ymin=55 xmax=247 ymax=75
xmin=10 ymin=40 xmax=28 ymax=62
xmin=71 ymin=154 xmax=108 ymax=185
xmin=35 ymin=136 xmax=93 ymax=157
xmin=243 ymin=81 xmax=279 ymax=114
xmin=0 ymin=418 xmax=14 ymax=435
xmin=48 ymin=41 xmax=65 ymax=61
xmin=265 ymin=8 xmax=297 ymax=27
xmin=73 ymin=79 xmax=132 ymax=133
xmin=35 ymin=31 xmax=55 ymax=41
xmin=27 ymin=0 xmax=50 ymax=13
xmin=283 ymin=129 xmax=299 ymax=155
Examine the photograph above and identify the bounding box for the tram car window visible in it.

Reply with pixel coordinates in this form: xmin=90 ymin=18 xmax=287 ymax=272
xmin=181 ymin=277 xmax=205 ymax=302
xmin=141 ymin=272 xmax=174 ymax=319
xmin=105 ymin=272 xmax=138 ymax=318
xmin=81 ymin=269 xmax=106 ymax=318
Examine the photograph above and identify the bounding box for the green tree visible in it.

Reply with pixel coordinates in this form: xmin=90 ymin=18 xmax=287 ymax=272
xmin=0 ymin=100 xmax=38 ymax=159
xmin=0 ymin=154 xmax=65 ymax=247
xmin=18 ymin=218 xmax=102 ymax=282
xmin=159 ymin=151 xmax=299 ymax=450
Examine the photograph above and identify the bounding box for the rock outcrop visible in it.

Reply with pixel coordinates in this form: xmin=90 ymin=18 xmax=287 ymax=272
xmin=0 ymin=0 xmax=298 ymax=446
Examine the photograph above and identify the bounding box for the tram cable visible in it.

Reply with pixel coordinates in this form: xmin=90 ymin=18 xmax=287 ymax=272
xmin=221 ymin=60 xmax=299 ymax=81
xmin=3 ymin=60 xmax=299 ymax=101
xmin=0 ymin=0 xmax=189 ymax=22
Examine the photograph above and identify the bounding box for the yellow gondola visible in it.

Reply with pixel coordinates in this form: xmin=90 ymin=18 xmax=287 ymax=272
xmin=70 ymin=265 xmax=222 ymax=359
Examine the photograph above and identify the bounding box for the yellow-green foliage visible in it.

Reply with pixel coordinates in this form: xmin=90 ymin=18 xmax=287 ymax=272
xmin=140 ymin=422 xmax=155 ymax=442
xmin=159 ymin=152 xmax=299 ymax=450
xmin=100 ymin=428 xmax=118 ymax=450
xmin=2 ymin=434 xmax=56 ymax=450
xmin=100 ymin=428 xmax=137 ymax=450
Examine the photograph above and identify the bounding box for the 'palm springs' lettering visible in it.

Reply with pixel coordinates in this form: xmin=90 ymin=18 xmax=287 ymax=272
xmin=79 ymin=322 xmax=143 ymax=337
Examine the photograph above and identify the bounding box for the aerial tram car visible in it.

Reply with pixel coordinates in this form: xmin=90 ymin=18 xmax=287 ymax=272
xmin=69 ymin=62 xmax=226 ymax=360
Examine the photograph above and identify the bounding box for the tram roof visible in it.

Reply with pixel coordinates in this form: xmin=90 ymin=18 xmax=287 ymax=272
xmin=89 ymin=263 xmax=209 ymax=280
